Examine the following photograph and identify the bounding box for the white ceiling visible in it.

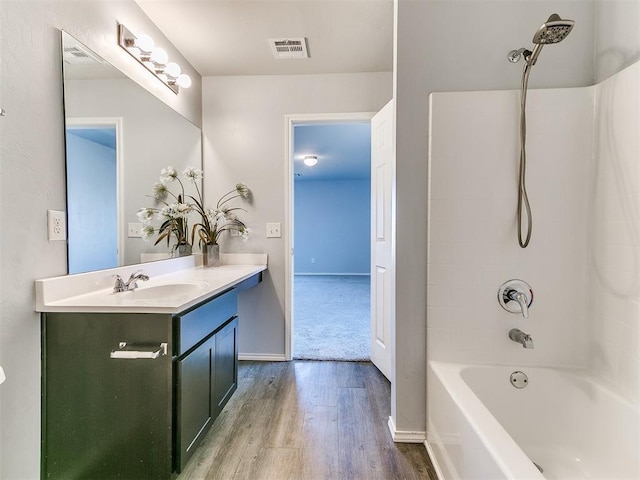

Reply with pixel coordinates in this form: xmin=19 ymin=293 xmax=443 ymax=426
xmin=134 ymin=0 xmax=394 ymax=76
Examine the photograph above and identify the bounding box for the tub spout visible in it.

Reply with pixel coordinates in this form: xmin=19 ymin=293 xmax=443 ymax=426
xmin=509 ymin=328 xmax=534 ymax=349
xmin=507 ymin=289 xmax=529 ymax=318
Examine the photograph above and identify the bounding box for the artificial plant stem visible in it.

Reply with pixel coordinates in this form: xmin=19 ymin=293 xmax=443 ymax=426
xmin=216 ymin=189 xmax=237 ymax=208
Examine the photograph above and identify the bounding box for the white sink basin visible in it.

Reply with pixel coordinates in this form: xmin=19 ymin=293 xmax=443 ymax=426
xmin=124 ymin=283 xmax=208 ymax=300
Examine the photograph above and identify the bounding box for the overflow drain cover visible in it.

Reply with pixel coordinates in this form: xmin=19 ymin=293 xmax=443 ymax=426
xmin=510 ymin=370 xmax=529 ymax=389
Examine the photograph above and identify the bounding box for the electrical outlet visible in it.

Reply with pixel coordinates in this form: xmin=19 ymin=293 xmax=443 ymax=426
xmin=47 ymin=210 xmax=66 ymax=241
xmin=128 ymin=222 xmax=143 ymax=238
xmin=266 ymin=222 xmax=281 ymax=238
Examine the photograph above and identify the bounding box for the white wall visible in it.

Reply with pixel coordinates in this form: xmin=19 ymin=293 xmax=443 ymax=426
xmin=588 ymin=60 xmax=640 ymax=403
xmin=594 ymin=0 xmax=640 ymax=82
xmin=202 ymin=72 xmax=392 ymax=357
xmin=395 ymin=0 xmax=595 ymax=433
xmin=0 ymin=2 xmax=201 ymax=477
xmin=427 ymin=86 xmax=593 ymax=367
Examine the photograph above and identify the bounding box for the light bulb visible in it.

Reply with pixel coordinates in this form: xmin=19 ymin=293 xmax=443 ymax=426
xmin=176 ymin=74 xmax=192 ymax=88
xmin=165 ymin=62 xmax=181 ymax=78
xmin=304 ymin=155 xmax=318 ymax=167
xmin=134 ymin=33 xmax=154 ymax=53
xmin=150 ymin=47 xmax=168 ymax=65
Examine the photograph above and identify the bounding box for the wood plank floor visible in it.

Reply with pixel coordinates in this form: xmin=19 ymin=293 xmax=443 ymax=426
xmin=177 ymin=361 xmax=438 ymax=480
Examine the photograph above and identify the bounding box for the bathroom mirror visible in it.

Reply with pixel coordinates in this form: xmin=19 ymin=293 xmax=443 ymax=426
xmin=61 ymin=31 xmax=202 ymax=274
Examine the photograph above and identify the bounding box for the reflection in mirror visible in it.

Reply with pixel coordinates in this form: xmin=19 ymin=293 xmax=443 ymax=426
xmin=61 ymin=31 xmax=202 ymax=274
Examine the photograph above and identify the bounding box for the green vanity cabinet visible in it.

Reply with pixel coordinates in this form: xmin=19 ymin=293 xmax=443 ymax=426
xmin=42 ymin=312 xmax=174 ymax=480
xmin=212 ymin=317 xmax=238 ymax=418
xmin=42 ymin=282 xmax=248 ymax=480
xmin=174 ymin=288 xmax=239 ymax=471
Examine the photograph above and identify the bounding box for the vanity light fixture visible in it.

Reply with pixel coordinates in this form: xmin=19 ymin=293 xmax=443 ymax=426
xmin=117 ymin=24 xmax=191 ymax=94
xmin=303 ymin=155 xmax=318 ymax=167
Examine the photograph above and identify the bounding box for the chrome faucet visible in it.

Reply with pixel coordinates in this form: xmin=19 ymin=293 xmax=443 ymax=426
xmin=509 ymin=328 xmax=534 ymax=349
xmin=498 ymin=280 xmax=533 ymax=319
xmin=113 ymin=270 xmax=149 ymax=293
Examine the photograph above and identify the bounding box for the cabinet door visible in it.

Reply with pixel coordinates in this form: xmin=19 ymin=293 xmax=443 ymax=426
xmin=42 ymin=312 xmax=173 ymax=480
xmin=176 ymin=335 xmax=214 ymax=471
xmin=212 ymin=316 xmax=238 ymax=418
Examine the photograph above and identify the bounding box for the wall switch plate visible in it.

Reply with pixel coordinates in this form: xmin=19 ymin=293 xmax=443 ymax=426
xmin=266 ymin=222 xmax=282 ymax=238
xmin=128 ymin=222 xmax=143 ymax=238
xmin=47 ymin=210 xmax=66 ymax=241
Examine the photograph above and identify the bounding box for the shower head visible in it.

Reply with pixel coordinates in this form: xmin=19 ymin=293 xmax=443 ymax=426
xmin=532 ymin=14 xmax=575 ymax=45
xmin=508 ymin=13 xmax=574 ymax=66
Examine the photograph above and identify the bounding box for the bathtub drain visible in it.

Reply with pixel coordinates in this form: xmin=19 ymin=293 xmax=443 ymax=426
xmin=510 ymin=370 xmax=529 ymax=389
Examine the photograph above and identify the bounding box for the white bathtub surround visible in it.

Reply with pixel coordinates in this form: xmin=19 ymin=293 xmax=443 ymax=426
xmin=35 ymin=253 xmax=267 ymax=313
xmin=428 ymin=85 xmax=593 ymax=368
xmin=427 ymin=362 xmax=640 ymax=480
xmin=589 ymin=61 xmax=640 ymax=404
xmin=427 ymin=60 xmax=640 ymax=479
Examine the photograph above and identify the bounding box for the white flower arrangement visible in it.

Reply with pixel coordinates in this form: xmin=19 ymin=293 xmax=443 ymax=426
xmin=137 ymin=166 xmax=251 ymax=254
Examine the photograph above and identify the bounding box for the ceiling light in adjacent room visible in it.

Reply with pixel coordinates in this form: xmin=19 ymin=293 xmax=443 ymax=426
xmin=304 ymin=155 xmax=318 ymax=167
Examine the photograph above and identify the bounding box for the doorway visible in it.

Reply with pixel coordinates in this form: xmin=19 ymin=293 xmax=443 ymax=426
xmin=65 ymin=118 xmax=122 ymax=273
xmin=285 ymin=112 xmax=375 ymax=362
xmin=292 ymin=122 xmax=372 ymax=360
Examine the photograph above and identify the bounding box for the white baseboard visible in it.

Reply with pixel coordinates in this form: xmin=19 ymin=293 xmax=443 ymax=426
xmin=387 ymin=416 xmax=426 ymax=443
xmin=424 ymin=439 xmax=445 ymax=480
xmin=239 ymin=353 xmax=287 ymax=361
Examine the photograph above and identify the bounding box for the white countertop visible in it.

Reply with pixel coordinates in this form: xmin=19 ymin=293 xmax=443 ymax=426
xmin=35 ymin=254 xmax=267 ymax=314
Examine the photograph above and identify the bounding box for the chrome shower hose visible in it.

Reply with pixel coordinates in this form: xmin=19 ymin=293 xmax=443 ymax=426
xmin=517 ymin=64 xmax=533 ymax=248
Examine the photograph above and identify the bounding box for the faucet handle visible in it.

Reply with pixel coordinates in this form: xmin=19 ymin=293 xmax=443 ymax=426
xmin=498 ymin=279 xmax=533 ymax=318
xmin=112 ymin=274 xmax=125 ymax=293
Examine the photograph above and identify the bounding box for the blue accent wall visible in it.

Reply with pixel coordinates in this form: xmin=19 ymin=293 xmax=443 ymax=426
xmin=294 ymin=179 xmax=370 ymax=275
xmin=66 ymin=130 xmax=118 ymax=274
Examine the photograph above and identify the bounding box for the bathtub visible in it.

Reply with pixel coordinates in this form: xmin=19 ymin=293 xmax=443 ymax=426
xmin=426 ymin=362 xmax=640 ymax=480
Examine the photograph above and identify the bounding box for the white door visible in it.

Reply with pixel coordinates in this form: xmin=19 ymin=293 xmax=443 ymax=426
xmin=370 ymin=100 xmax=394 ymax=380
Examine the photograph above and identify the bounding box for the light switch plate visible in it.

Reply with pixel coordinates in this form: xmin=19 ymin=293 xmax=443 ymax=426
xmin=266 ymin=222 xmax=282 ymax=238
xmin=47 ymin=210 xmax=66 ymax=241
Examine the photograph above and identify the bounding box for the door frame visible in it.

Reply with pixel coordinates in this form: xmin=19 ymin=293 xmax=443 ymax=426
xmin=65 ymin=117 xmax=124 ymax=267
xmin=284 ymin=112 xmax=375 ymax=361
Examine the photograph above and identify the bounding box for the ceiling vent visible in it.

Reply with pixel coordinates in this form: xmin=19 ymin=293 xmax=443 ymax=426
xmin=63 ymin=44 xmax=102 ymax=65
xmin=268 ymin=38 xmax=309 ymax=59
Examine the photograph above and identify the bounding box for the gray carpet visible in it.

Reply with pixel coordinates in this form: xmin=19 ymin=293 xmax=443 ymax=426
xmin=293 ymin=275 xmax=370 ymax=361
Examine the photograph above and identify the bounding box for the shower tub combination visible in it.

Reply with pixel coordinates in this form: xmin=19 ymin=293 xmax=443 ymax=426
xmin=426 ymin=362 xmax=640 ymax=479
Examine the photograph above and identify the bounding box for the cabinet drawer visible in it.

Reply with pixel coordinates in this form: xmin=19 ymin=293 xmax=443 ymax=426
xmin=175 ymin=289 xmax=237 ymax=355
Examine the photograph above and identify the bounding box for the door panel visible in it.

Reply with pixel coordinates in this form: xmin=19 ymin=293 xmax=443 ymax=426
xmin=370 ymin=100 xmax=394 ymax=380
xmin=177 ymin=337 xmax=213 ymax=470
